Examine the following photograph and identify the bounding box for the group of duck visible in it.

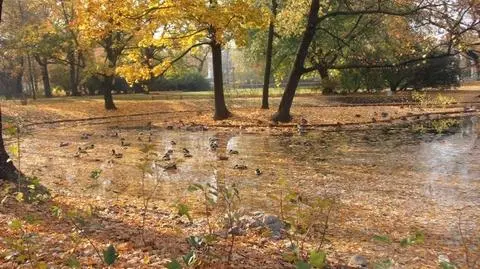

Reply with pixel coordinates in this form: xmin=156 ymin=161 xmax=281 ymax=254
xmin=66 ymin=131 xmax=263 ymax=175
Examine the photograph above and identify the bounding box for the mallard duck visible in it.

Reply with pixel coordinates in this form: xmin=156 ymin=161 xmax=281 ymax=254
xmin=112 ymin=149 xmax=123 ymax=158
xmin=163 ymin=163 xmax=177 ymax=170
xmin=297 ymin=124 xmax=307 ymax=134
xmin=228 ymin=149 xmax=239 ymax=155
xmin=234 ymin=164 xmax=247 ymax=170
xmin=209 ymin=141 xmax=218 ymax=150
xmin=60 ymin=142 xmax=70 ymax=147
xmin=255 ymin=168 xmax=262 ymax=176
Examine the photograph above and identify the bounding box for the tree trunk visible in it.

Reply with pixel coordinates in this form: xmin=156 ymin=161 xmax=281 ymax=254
xmin=318 ymin=66 xmax=334 ymax=94
xmin=40 ymin=63 xmax=51 ymax=98
xmin=0 ymin=106 xmax=21 ymax=181
xmin=261 ymin=0 xmax=278 ymax=109
xmin=68 ymin=51 xmax=79 ymax=96
xmin=211 ymin=41 xmax=230 ymax=120
xmin=26 ymin=54 xmax=36 ymax=100
xmin=273 ymin=0 xmax=320 ymax=122
xmin=103 ymin=75 xmax=117 ymax=110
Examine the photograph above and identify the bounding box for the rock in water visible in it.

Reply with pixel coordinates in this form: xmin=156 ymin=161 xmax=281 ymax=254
xmin=348 ymin=255 xmax=368 ymax=268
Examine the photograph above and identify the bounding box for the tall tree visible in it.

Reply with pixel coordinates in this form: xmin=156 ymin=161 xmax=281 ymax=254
xmin=272 ymin=0 xmax=479 ymax=122
xmin=262 ymin=0 xmax=278 ymax=109
xmin=0 ymin=0 xmax=22 ymax=182
xmin=76 ymin=0 xmax=138 ymax=109
xmin=115 ymin=0 xmax=267 ymax=119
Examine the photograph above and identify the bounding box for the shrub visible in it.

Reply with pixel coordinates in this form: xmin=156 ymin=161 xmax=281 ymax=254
xmin=147 ymin=72 xmax=211 ymax=92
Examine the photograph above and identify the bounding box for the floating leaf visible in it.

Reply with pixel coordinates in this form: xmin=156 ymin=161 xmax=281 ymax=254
xmin=103 ymin=244 xmax=119 ymax=265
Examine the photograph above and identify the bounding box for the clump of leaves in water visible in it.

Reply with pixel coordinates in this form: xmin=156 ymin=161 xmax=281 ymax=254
xmin=412 ymin=119 xmax=459 ymax=134
xmin=412 ymin=91 xmax=457 ymax=108
xmin=430 ymin=119 xmax=459 ymax=134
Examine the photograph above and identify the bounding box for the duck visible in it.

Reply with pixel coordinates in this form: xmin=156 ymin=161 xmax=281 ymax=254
xmin=255 ymin=168 xmax=262 ymax=176
xmin=210 ymin=141 xmax=218 ymax=150
xmin=228 ymin=149 xmax=239 ymax=155
xmin=163 ymin=163 xmax=177 ymax=170
xmin=162 ymin=154 xmax=171 ymax=161
xmin=297 ymin=124 xmax=307 ymax=134
xmin=234 ymin=164 xmax=247 ymax=170
xmin=59 ymin=142 xmax=70 ymax=147
xmin=112 ymin=149 xmax=123 ymax=158
xmin=121 ymin=141 xmax=132 ymax=147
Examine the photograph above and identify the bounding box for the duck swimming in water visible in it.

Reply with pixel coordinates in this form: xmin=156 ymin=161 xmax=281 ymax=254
xmin=112 ymin=149 xmax=123 ymax=158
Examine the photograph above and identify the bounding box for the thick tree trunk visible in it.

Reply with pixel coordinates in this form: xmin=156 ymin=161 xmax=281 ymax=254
xmin=261 ymin=0 xmax=278 ymax=110
xmin=40 ymin=63 xmax=52 ymax=98
xmin=211 ymin=41 xmax=230 ymax=120
xmin=103 ymin=75 xmax=117 ymax=110
xmin=273 ymin=0 xmax=320 ymax=122
xmin=0 ymin=106 xmax=21 ymax=181
xmin=318 ymin=66 xmax=334 ymax=94
xmin=68 ymin=51 xmax=79 ymax=96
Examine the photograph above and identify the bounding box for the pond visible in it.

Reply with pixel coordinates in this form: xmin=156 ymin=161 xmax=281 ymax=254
xmin=19 ymin=116 xmax=480 ymax=264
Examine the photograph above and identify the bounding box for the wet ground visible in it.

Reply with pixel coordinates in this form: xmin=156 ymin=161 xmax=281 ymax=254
xmin=11 ymin=116 xmax=480 ymax=267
